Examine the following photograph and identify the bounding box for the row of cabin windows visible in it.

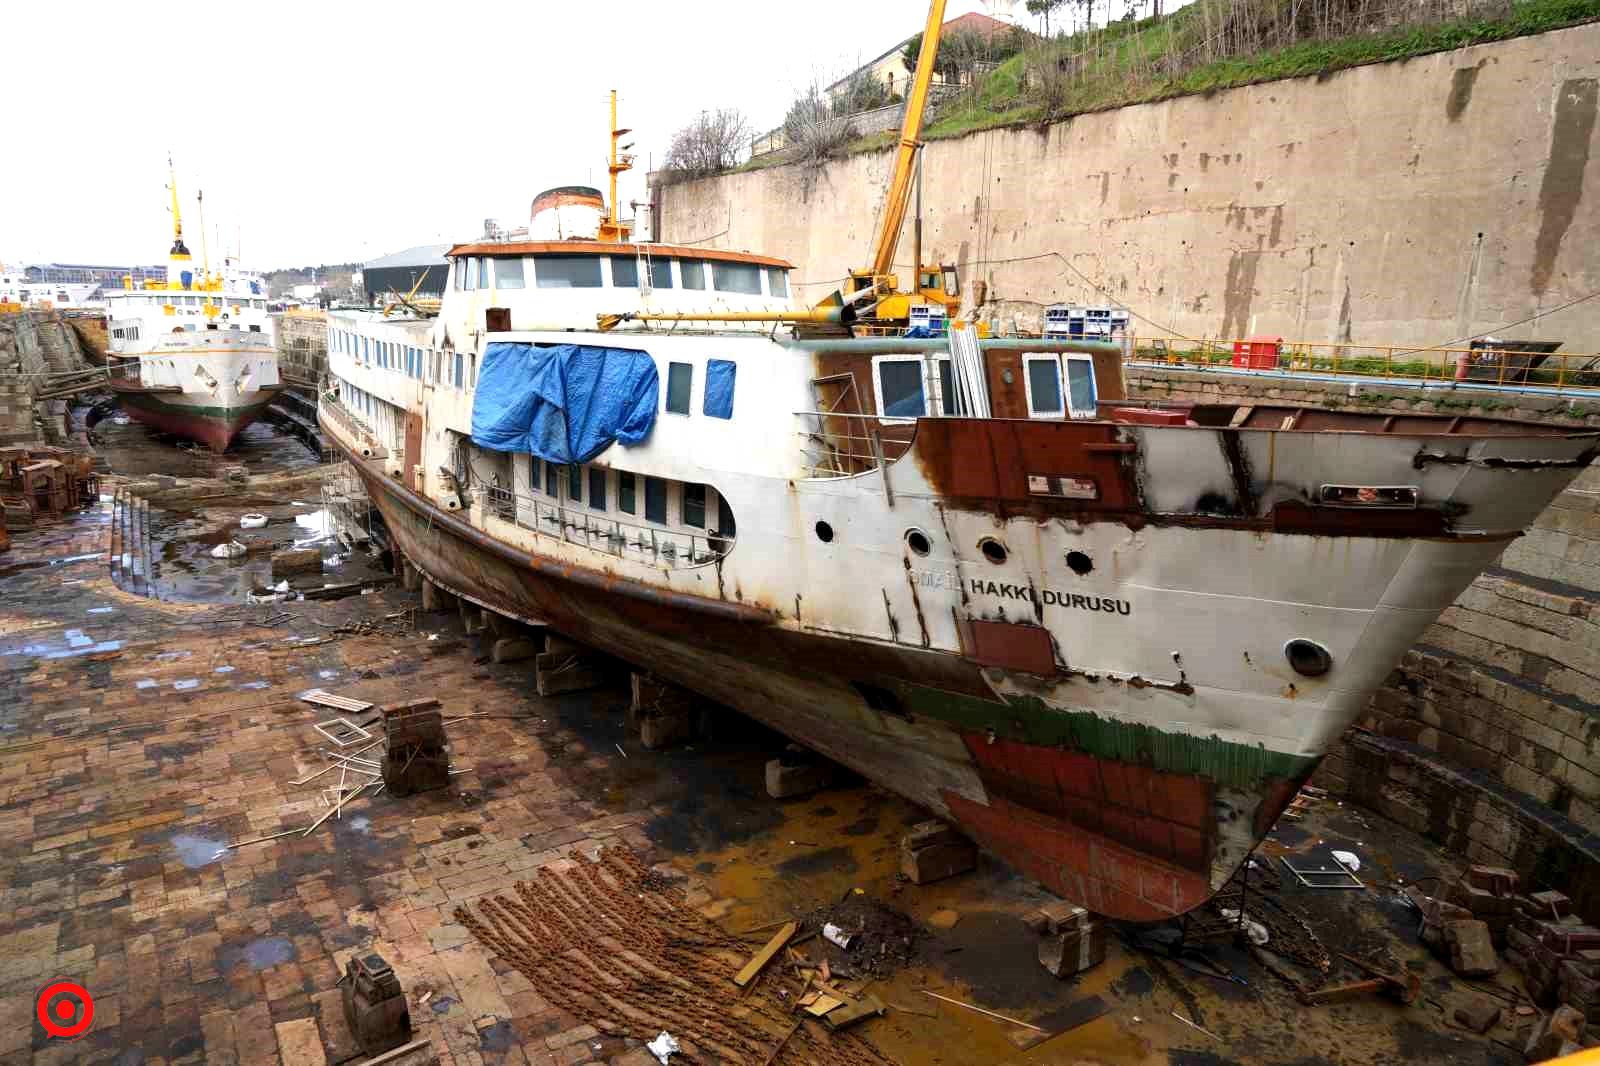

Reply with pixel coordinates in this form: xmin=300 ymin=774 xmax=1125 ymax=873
xmin=454 ymin=255 xmax=788 ymax=299
xmin=872 ymin=353 xmax=1098 ymax=420
xmin=114 ymin=294 xmax=269 ymax=309
xmin=329 ymin=328 xmax=477 ymax=391
xmin=529 ymin=460 xmax=735 ymax=536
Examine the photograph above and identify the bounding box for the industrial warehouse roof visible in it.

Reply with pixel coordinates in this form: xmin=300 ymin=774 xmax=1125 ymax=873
xmin=363 ymin=244 xmax=451 ymax=270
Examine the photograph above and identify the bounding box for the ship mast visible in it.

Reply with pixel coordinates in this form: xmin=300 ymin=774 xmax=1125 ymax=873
xmin=598 ymin=90 xmax=634 ymax=243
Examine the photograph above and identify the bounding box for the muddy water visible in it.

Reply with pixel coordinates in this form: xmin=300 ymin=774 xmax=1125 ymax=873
xmin=148 ymin=499 xmax=390 ymax=604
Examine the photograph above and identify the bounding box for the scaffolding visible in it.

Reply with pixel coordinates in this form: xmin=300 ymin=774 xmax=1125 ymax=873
xmin=320 ymin=446 xmax=377 ymax=551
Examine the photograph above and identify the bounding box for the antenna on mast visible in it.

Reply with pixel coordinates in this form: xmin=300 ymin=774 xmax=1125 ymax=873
xmin=198 ymin=189 xmax=211 ymax=282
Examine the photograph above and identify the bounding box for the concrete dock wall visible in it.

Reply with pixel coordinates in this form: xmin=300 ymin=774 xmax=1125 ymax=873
xmin=657 ymin=22 xmax=1600 ymax=351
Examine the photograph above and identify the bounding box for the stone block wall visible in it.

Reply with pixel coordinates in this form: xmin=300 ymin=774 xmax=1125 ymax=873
xmin=1126 ymin=365 xmax=1600 ymax=894
xmin=0 ymin=312 xmax=49 ymax=446
xmin=274 ymin=311 xmax=327 ymax=384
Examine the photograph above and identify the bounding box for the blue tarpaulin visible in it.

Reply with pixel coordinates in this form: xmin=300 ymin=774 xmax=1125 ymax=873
xmin=471 ymin=342 xmax=659 ymax=464
xmin=703 ymin=359 xmax=736 ymax=419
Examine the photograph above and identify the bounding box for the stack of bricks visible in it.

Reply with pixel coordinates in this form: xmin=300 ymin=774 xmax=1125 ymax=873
xmin=1505 ymin=889 xmax=1600 ymax=1006
xmin=1446 ymin=864 xmax=1520 ymax=948
xmin=1024 ymin=900 xmax=1107 ymax=979
xmin=1559 ymin=949 xmax=1600 ymax=1030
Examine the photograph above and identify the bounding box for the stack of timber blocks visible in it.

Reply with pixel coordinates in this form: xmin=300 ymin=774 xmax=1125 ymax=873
xmin=1415 ymin=864 xmax=1515 ymax=977
xmin=381 ymin=698 xmax=449 ymax=797
xmin=629 ymin=672 xmax=697 ymax=750
xmin=899 ymin=821 xmax=977 ymax=885
xmin=537 ymin=635 xmax=607 ymax=697
xmin=1505 ymin=889 xmax=1600 ymax=1009
xmin=1024 ymin=901 xmax=1107 ymax=979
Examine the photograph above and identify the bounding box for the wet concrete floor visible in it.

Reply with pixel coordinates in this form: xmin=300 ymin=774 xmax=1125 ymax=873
xmin=87 ymin=405 xmax=322 ymax=479
xmin=0 ymin=506 xmax=1539 ymax=1065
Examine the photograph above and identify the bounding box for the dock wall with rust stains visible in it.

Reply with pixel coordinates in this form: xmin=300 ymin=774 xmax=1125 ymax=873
xmin=1125 ymin=363 xmax=1600 ymax=899
xmin=0 ymin=310 xmax=84 ymax=447
xmin=656 ymin=22 xmax=1600 ymax=351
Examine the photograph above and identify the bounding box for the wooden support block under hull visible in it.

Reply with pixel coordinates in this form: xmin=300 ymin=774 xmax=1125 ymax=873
xmin=536 ymin=650 xmax=607 ymax=697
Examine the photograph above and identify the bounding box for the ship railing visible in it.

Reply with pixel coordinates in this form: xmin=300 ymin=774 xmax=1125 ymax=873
xmin=317 ymin=393 xmax=383 ymax=452
xmin=474 ymin=482 xmax=731 ymax=570
xmin=795 ymin=410 xmax=915 ymax=479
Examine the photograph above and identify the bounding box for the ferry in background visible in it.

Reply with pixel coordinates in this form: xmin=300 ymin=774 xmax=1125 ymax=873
xmin=317 ymin=81 xmax=1598 ymax=921
xmin=103 ymin=163 xmax=281 ymax=452
xmin=0 ymin=266 xmax=103 ymax=309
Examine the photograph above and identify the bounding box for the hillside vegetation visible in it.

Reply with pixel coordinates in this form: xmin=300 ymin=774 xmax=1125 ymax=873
xmin=913 ymin=0 xmax=1600 ymax=140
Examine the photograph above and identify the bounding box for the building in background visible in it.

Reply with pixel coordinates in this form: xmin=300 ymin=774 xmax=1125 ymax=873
xmin=361 ymin=245 xmax=450 ymax=305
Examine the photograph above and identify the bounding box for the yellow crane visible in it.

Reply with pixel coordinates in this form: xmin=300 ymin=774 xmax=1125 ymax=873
xmin=834 ymin=0 xmax=964 ymax=330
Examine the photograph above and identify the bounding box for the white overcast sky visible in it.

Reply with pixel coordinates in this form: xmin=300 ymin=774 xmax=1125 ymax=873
xmin=0 ymin=0 xmax=1088 ymax=272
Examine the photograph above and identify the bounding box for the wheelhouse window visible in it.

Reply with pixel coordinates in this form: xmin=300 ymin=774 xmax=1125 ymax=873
xmin=665 ymin=362 xmax=693 ymax=415
xmin=1064 ymin=355 xmax=1098 ymax=419
xmin=618 ymin=471 xmax=636 ymax=514
xmin=648 ymin=258 xmax=673 ymax=289
xmin=682 ymin=484 xmax=706 ymax=528
xmin=535 ymin=255 xmax=603 ymax=289
xmin=610 ymin=257 xmax=638 ymax=288
xmin=873 ymin=356 xmax=926 ymax=419
xmin=494 ymin=257 xmax=525 ymax=289
xmin=644 ymin=477 xmax=667 ymax=524
xmin=462 ymin=257 xmax=477 ymax=291
xmin=712 ymin=261 xmax=762 ymax=295
xmin=680 ymin=260 xmax=706 ymax=290
xmin=766 ymin=267 xmax=788 ymax=298
xmin=1024 ymin=355 xmax=1064 ymax=418
xmin=703 ymin=359 xmax=736 ymax=419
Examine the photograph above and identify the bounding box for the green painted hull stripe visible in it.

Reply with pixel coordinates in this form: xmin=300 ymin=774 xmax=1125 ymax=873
xmin=891 ymin=680 xmax=1316 ymax=789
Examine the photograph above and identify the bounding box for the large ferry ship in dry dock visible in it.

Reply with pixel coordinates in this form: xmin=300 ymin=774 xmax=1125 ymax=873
xmin=103 ymin=162 xmax=280 ymax=451
xmin=318 ymin=49 xmax=1598 ymax=919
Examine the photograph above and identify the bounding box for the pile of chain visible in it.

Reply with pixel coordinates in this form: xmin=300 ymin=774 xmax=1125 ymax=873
xmin=455 ymin=848 xmax=896 ymax=1065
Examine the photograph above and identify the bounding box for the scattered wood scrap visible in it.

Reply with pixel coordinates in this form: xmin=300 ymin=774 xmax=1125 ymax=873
xmin=734 ymin=921 xmax=797 ymax=988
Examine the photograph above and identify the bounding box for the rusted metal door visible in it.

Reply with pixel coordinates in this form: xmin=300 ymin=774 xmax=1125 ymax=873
xmin=404 ymin=413 xmax=424 ymax=492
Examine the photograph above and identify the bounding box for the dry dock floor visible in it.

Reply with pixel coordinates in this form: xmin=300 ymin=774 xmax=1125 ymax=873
xmin=0 ymin=507 xmax=1537 ymax=1065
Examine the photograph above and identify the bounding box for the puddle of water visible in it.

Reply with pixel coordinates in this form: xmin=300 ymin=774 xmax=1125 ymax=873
xmin=87 ymin=607 xmax=115 ymax=615
xmin=155 ymin=650 xmax=192 ymax=661
xmin=136 ymin=679 xmax=157 ymax=689
xmin=238 ymin=681 xmax=270 ymax=690
xmin=173 ymin=679 xmax=200 ymax=691
xmin=240 ymin=936 xmax=294 ymax=971
xmin=214 ymin=666 xmax=235 ymax=674
xmin=170 ymin=833 xmax=226 ymax=868
xmin=347 ymin=815 xmax=371 ymax=833
xmin=318 ymin=670 xmax=339 ymax=680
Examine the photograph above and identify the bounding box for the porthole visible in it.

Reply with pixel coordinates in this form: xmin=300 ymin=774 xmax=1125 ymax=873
xmin=905 ymin=528 xmax=931 ymax=557
xmin=815 ymin=520 xmax=834 ymax=543
xmin=979 ymin=538 xmax=1008 ymax=565
xmin=1285 ymin=639 xmax=1333 ymax=678
xmin=1066 ymin=550 xmax=1093 ymax=576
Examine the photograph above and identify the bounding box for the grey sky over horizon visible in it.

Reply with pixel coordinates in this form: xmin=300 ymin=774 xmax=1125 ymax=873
xmin=1 ymin=0 xmax=1053 ymax=272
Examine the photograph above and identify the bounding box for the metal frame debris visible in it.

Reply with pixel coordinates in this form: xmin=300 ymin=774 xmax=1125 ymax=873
xmin=300 ymin=688 xmax=375 ymax=713
xmin=1279 ymin=854 xmax=1365 ymax=889
xmin=313 ymin=717 xmax=374 ymax=747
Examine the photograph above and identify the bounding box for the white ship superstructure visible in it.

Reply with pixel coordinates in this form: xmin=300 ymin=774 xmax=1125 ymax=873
xmin=103 ymin=164 xmax=281 ymax=451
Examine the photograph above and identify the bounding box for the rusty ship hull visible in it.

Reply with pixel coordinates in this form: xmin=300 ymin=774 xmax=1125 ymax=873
xmin=323 ymin=395 xmax=1598 ymax=921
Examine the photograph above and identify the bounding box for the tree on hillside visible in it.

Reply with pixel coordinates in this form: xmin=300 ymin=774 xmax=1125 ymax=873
xmin=1027 ymin=0 xmax=1068 ymax=35
xmin=662 ymin=109 xmax=751 ymax=179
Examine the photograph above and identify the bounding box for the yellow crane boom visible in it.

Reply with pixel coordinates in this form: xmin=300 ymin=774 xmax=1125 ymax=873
xmin=870 ymin=0 xmax=948 ymax=279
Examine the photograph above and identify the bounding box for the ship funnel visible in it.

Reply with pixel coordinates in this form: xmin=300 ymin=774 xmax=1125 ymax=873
xmin=529 ymin=186 xmax=604 ymax=241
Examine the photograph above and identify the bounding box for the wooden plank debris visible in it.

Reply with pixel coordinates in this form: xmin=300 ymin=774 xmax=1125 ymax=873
xmin=733 ymin=921 xmax=797 ymax=987
xmin=299 ymin=688 xmax=374 ymax=713
xmin=313 ymin=717 xmax=374 ymax=747
xmin=921 ymin=989 xmax=1043 ymax=1031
